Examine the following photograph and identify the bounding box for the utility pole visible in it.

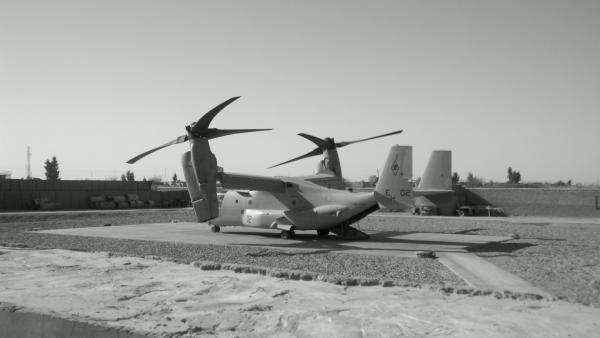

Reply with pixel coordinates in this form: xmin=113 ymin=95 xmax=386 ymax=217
xmin=26 ymin=146 xmax=32 ymax=179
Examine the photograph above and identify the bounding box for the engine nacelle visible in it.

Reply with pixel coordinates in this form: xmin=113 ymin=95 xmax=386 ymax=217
xmin=181 ymin=152 xmax=202 ymax=202
xmin=312 ymin=204 xmax=347 ymax=217
xmin=181 ymin=137 xmax=219 ymax=222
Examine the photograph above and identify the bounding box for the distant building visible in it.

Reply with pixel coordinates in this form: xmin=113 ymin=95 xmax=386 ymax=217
xmin=0 ymin=170 xmax=11 ymax=179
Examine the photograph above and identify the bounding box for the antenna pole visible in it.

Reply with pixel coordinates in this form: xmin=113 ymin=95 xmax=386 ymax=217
xmin=26 ymin=146 xmax=32 ymax=179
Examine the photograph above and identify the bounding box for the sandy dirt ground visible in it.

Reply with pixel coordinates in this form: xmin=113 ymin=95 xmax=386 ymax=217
xmin=2 ymin=210 xmax=600 ymax=305
xmin=1 ymin=247 xmax=598 ymax=338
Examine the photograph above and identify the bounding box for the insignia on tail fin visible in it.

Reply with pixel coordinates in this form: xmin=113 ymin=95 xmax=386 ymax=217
xmin=374 ymin=145 xmax=413 ymax=210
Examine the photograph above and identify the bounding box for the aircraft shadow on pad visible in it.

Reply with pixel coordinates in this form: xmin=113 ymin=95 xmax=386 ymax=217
xmin=467 ymin=241 xmax=536 ymax=253
xmin=223 ymin=230 xmax=535 ymax=255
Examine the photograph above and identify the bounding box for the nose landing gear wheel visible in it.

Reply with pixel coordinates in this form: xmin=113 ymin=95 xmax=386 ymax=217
xmin=280 ymin=229 xmax=295 ymax=239
xmin=210 ymin=225 xmax=220 ymax=233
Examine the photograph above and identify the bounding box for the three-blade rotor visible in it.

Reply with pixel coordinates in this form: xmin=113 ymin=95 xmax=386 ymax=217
xmin=268 ymin=129 xmax=403 ymax=169
xmin=126 ymin=97 xmax=271 ymax=164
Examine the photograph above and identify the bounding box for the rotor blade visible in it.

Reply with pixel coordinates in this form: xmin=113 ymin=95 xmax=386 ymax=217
xmin=298 ymin=133 xmax=328 ymax=148
xmin=203 ymin=128 xmax=273 ymax=139
xmin=335 ymin=130 xmax=403 ymax=148
xmin=192 ymin=96 xmax=241 ymax=134
xmin=126 ymin=135 xmax=188 ymax=164
xmin=267 ymin=148 xmax=323 ymax=169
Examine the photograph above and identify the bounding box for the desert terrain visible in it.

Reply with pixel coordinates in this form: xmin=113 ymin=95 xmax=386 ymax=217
xmin=1 ymin=209 xmax=599 ymax=337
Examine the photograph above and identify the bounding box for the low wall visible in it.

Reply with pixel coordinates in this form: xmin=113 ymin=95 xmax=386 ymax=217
xmin=0 ymin=179 xmax=189 ymax=211
xmin=465 ymin=188 xmax=600 ymax=217
xmin=3 ymin=179 xmax=599 ymax=217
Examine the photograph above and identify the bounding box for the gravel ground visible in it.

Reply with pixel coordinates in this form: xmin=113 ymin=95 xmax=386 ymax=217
xmin=1 ymin=209 xmax=599 ymax=307
xmin=0 ymin=209 xmax=464 ymax=289
xmin=358 ymin=213 xmax=600 ymax=307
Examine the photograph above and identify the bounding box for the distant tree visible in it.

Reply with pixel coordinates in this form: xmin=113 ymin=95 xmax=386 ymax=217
xmin=368 ymin=175 xmax=379 ymax=187
xmin=507 ymin=167 xmax=521 ymax=184
xmin=172 ymin=173 xmax=178 ymax=185
xmin=121 ymin=170 xmax=135 ymax=182
xmin=44 ymin=156 xmax=60 ymax=180
xmin=553 ymin=179 xmax=574 ymax=187
xmin=465 ymin=172 xmax=484 ymax=187
xmin=514 ymin=171 xmax=521 ymax=184
xmin=105 ymin=176 xmax=119 ymax=181
xmin=451 ymin=172 xmax=460 ymax=184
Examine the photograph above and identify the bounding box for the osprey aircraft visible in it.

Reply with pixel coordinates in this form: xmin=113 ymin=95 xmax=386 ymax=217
xmin=127 ymin=97 xmax=413 ymax=240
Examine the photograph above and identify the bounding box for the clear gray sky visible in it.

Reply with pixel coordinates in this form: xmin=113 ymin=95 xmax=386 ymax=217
xmin=1 ymin=0 xmax=599 ymax=184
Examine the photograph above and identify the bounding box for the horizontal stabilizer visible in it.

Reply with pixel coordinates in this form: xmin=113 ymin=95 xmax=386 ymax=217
xmin=413 ymin=188 xmax=454 ymax=196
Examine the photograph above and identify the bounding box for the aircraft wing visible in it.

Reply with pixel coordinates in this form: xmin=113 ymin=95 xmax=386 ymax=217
xmin=218 ymin=172 xmax=287 ymax=193
xmin=296 ymin=172 xmax=335 ymax=179
xmin=296 ymin=173 xmax=346 ymax=190
xmin=413 ymin=189 xmax=454 ymax=196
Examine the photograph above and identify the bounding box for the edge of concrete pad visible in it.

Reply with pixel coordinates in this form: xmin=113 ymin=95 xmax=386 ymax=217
xmin=436 ymin=252 xmax=552 ymax=298
xmin=189 ymin=258 xmax=555 ymax=301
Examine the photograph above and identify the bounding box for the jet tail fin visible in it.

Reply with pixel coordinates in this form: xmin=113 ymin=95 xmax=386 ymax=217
xmin=414 ymin=150 xmax=453 ymax=196
xmin=374 ymin=145 xmax=413 ymax=210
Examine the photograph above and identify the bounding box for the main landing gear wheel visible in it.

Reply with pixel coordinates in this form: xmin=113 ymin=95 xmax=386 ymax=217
xmin=210 ymin=225 xmax=220 ymax=233
xmin=317 ymin=229 xmax=329 ymax=236
xmin=280 ymin=229 xmax=295 ymax=240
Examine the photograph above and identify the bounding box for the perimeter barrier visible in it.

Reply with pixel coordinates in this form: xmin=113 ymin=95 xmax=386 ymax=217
xmin=0 ymin=179 xmax=189 ymax=211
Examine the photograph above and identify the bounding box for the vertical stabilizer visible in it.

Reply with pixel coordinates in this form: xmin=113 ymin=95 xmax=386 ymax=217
xmin=374 ymin=145 xmax=413 ymax=210
xmin=316 ymin=148 xmax=342 ymax=178
xmin=416 ymin=150 xmax=452 ymax=193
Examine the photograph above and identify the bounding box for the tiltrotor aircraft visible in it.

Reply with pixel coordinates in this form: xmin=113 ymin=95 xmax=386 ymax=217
xmin=127 ymin=97 xmax=413 ymax=239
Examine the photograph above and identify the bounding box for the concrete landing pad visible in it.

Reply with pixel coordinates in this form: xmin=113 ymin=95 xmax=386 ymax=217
xmin=39 ymin=223 xmax=548 ymax=295
xmin=40 ymin=222 xmax=511 ymax=258
xmin=437 ymin=252 xmax=551 ymax=296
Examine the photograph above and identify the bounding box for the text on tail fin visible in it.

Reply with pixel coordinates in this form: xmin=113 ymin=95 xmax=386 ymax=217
xmin=374 ymin=145 xmax=413 ymax=210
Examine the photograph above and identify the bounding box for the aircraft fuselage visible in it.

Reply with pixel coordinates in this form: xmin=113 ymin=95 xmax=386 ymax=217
xmin=210 ymin=178 xmax=377 ymax=231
